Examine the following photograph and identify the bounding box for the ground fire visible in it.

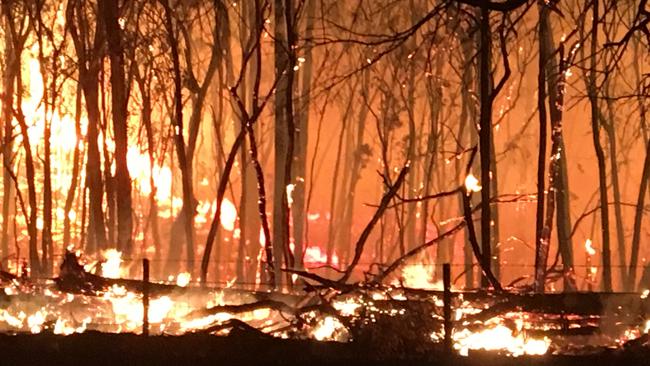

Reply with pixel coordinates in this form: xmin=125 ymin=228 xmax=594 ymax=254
xmin=0 ymin=0 xmax=650 ymax=363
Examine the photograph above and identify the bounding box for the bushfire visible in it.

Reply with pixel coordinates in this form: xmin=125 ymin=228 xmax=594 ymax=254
xmin=0 ymin=249 xmax=648 ymax=358
xmin=1 ymin=0 xmax=650 ymax=362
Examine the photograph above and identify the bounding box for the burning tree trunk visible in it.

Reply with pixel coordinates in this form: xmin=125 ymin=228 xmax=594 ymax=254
xmin=535 ymin=4 xmax=576 ymax=292
xmin=478 ymin=2 xmax=492 ymax=289
xmin=489 ymin=133 xmax=501 ymax=279
xmin=100 ymin=0 xmax=133 ymax=254
xmin=457 ymin=19 xmax=478 ymax=289
xmin=555 ymin=138 xmax=576 ymax=290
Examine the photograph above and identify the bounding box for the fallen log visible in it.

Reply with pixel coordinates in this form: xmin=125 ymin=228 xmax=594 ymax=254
xmin=53 ymin=251 xmax=305 ymax=308
xmin=186 ymin=299 xmax=297 ymax=319
xmin=198 ymin=318 xmax=272 ymax=339
xmin=459 ymin=292 xmax=648 ymax=323
xmin=54 ymin=251 xmax=180 ymax=295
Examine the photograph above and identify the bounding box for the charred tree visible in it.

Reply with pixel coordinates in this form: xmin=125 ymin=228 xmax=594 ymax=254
xmin=535 ymin=3 xmax=576 ymax=292
xmin=478 ymin=2 xmax=492 ymax=289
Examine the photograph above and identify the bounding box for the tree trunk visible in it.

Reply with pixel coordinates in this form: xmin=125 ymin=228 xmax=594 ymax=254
xmin=2 ymin=4 xmax=40 ymax=275
xmin=629 ymin=137 xmax=650 ymax=291
xmin=273 ymin=0 xmax=296 ymax=288
xmin=84 ymin=79 xmax=107 ymax=254
xmin=587 ymin=0 xmax=612 ymax=291
xmin=1 ymin=23 xmax=16 ymax=268
xmin=292 ymin=0 xmax=316 ymax=271
xmin=423 ymin=48 xmax=442 ymax=277
xmin=457 ymin=18 xmax=477 ymax=289
xmin=325 ymin=100 xmax=352 ymax=265
xmin=478 ymin=3 xmax=492 ymax=289
xmin=41 ymin=87 xmax=52 ymax=276
xmin=184 ymin=1 xmax=223 ymax=189
xmin=100 ymin=0 xmax=133 ymax=254
xmin=63 ymin=86 xmax=84 ymax=252
xmin=139 ymin=82 xmax=162 ymax=277
xmin=555 ymin=139 xmax=577 ymax=291
xmin=536 ymin=4 xmax=576 ymax=291
xmin=236 ymin=0 xmax=261 ymax=286
xmin=489 ymin=134 xmax=500 ymax=279
xmin=337 ymin=81 xmax=369 ymax=264
xmin=14 ymin=67 xmax=41 ymax=276
xmin=534 ymin=3 xmax=549 ymax=293
xmin=602 ymin=104 xmax=626 ymax=289
xmin=68 ymin=0 xmax=108 ymax=254
xmin=162 ymin=0 xmax=196 ymax=274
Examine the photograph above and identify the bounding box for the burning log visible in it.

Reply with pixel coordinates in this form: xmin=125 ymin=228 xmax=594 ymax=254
xmin=55 ymin=251 xmax=180 ymax=296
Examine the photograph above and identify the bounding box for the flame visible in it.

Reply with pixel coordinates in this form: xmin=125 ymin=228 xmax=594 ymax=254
xmin=286 ymin=184 xmax=296 ymax=207
xmin=332 ymin=298 xmax=362 ymax=317
xmin=176 ymin=272 xmax=191 ymax=287
xmin=312 ymin=316 xmax=347 ymax=341
xmin=220 ymin=198 xmax=237 ymax=231
xmin=585 ymin=239 xmax=596 ymax=256
xmin=304 ymin=246 xmax=338 ymax=268
xmin=400 ymin=264 xmax=442 ymax=290
xmin=452 ymin=324 xmax=550 ymax=357
xmin=101 ymin=249 xmax=124 ymax=279
xmin=464 ymin=173 xmax=482 ymax=193
xmin=127 ymin=147 xmax=173 ymax=202
xmin=259 ymin=228 xmax=266 ymax=247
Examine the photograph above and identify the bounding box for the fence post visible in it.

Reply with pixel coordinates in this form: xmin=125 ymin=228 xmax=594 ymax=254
xmin=443 ymin=263 xmax=452 ymax=354
xmin=142 ymin=258 xmax=150 ymax=336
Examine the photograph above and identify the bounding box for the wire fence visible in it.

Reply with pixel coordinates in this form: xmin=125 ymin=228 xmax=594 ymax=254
xmin=3 ymin=253 xmax=635 ymax=292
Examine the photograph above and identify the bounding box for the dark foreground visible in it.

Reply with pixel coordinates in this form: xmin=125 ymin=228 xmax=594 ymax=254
xmin=2 ymin=331 xmax=650 ymax=366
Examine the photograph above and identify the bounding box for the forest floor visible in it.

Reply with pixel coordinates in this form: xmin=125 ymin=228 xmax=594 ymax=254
xmin=2 ymin=330 xmax=650 ymax=366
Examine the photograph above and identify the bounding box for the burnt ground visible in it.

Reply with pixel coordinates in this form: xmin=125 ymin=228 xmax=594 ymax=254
xmin=1 ymin=331 xmax=650 ymax=366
